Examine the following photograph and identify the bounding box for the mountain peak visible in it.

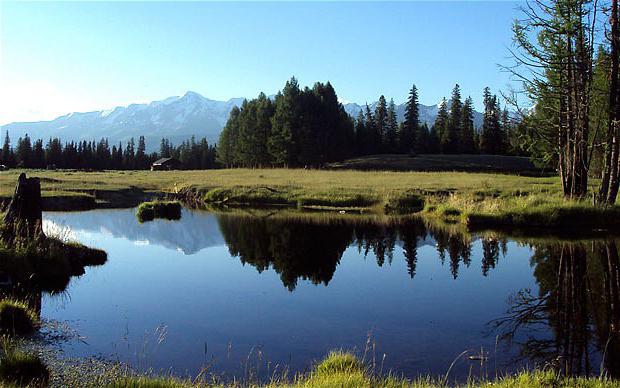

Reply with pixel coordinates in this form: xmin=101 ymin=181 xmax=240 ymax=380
xmin=182 ymin=91 xmax=204 ymax=100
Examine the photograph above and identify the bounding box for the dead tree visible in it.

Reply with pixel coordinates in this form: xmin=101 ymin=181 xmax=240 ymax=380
xmin=2 ymin=173 xmax=43 ymax=238
xmin=599 ymin=0 xmax=620 ymax=205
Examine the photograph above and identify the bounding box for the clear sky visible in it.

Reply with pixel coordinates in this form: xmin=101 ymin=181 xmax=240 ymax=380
xmin=0 ymin=1 xmax=523 ymax=125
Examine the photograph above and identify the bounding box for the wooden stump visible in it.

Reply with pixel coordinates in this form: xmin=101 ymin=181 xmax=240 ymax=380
xmin=2 ymin=173 xmax=43 ymax=238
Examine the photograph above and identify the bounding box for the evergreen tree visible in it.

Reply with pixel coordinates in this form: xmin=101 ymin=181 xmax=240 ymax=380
xmin=32 ymin=139 xmax=45 ymax=168
xmin=415 ymin=123 xmax=429 ymax=153
xmin=269 ymin=78 xmax=301 ymax=166
xmin=15 ymin=134 xmax=33 ymax=167
xmin=135 ymin=136 xmax=147 ymax=169
xmin=479 ymin=88 xmax=505 ymax=154
xmin=401 ymin=84 xmax=419 ymax=153
xmin=434 ymin=98 xmax=449 ymax=153
xmin=385 ymin=99 xmax=398 ymax=153
xmin=354 ymin=110 xmax=367 ymax=155
xmin=1 ymin=131 xmax=14 ymax=167
xmin=459 ymin=97 xmax=476 ymax=153
xmin=124 ymin=138 xmax=135 ymax=169
xmin=218 ymin=106 xmax=241 ymax=167
xmin=375 ymin=96 xmax=388 ymax=150
xmin=428 ymin=124 xmax=440 ymax=153
xmin=444 ymin=84 xmax=462 ymax=153
xmin=364 ymin=105 xmax=380 ymax=154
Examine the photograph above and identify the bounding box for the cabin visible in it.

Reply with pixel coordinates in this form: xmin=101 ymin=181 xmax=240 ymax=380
xmin=151 ymin=157 xmax=182 ymax=171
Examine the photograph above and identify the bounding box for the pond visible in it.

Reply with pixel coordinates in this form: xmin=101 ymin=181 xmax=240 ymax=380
xmin=24 ymin=208 xmax=620 ymax=381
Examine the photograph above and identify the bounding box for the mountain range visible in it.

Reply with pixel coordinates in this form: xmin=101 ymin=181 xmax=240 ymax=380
xmin=1 ymin=91 xmax=483 ymax=151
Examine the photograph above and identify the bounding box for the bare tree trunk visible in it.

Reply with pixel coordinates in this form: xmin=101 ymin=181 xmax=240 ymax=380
xmin=2 ymin=173 xmax=43 ymax=239
xmin=599 ymin=0 xmax=620 ymax=205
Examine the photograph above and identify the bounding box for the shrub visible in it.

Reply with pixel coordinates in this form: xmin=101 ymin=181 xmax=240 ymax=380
xmin=0 ymin=299 xmax=38 ymax=336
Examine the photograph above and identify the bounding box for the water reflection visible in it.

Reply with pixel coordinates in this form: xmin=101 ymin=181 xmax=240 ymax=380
xmin=494 ymin=240 xmax=620 ymax=378
xmin=38 ymin=208 xmax=620 ymax=380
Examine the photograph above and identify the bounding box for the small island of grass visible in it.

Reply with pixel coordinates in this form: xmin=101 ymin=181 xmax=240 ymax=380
xmin=136 ymin=200 xmax=182 ymax=222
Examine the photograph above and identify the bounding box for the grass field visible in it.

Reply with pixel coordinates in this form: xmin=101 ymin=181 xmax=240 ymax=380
xmin=0 ymin=167 xmax=616 ymax=229
xmin=0 ymin=167 xmax=559 ymax=207
xmin=327 ymin=154 xmax=545 ymax=174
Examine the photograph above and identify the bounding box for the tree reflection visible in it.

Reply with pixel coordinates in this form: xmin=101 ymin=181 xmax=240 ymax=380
xmin=217 ymin=214 xmax=496 ymax=290
xmin=494 ymin=240 xmax=620 ymax=377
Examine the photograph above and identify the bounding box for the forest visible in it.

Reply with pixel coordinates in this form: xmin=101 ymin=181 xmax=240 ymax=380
xmin=0 ymin=132 xmax=217 ymax=170
xmin=217 ymin=80 xmax=517 ymax=168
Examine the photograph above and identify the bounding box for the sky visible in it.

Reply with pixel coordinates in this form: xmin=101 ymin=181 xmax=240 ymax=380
xmin=0 ymin=1 xmax=523 ymax=125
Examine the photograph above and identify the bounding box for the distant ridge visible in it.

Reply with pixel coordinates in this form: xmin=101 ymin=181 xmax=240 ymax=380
xmin=1 ymin=92 xmax=483 ymax=151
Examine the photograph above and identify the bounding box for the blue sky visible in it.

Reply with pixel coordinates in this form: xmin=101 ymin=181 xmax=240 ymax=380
xmin=0 ymin=1 xmax=523 ymax=124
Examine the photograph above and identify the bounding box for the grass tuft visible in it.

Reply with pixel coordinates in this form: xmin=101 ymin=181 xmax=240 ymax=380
xmin=136 ymin=201 xmax=182 ymax=222
xmin=0 ymin=300 xmax=39 ymax=336
xmin=314 ymin=351 xmax=365 ymax=376
xmin=0 ymin=339 xmax=49 ymax=386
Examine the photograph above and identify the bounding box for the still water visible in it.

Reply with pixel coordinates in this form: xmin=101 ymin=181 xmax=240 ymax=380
xmin=35 ymin=208 xmax=620 ymax=380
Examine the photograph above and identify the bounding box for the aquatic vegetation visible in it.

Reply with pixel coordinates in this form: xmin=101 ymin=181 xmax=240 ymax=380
xmin=0 ymin=300 xmax=39 ymax=336
xmin=137 ymin=201 xmax=182 ymax=222
xmin=0 ymin=339 xmax=49 ymax=386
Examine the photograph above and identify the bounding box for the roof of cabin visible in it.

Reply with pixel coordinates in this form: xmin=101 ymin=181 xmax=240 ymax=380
xmin=152 ymin=157 xmax=180 ymax=165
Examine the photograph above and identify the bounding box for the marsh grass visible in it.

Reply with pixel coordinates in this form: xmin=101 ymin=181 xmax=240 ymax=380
xmin=101 ymin=352 xmax=620 ymax=388
xmin=0 ymin=232 xmax=107 ymax=293
xmin=0 ymin=338 xmax=49 ymax=386
xmin=136 ymin=201 xmax=182 ymax=222
xmin=1 ymin=168 xmax=618 ymax=228
xmin=0 ymin=300 xmax=39 ymax=336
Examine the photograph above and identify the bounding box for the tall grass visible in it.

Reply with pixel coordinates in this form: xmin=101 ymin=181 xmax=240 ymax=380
xmin=102 ymin=352 xmax=620 ymax=388
xmin=0 ymin=338 xmax=49 ymax=386
xmin=0 ymin=300 xmax=39 ymax=336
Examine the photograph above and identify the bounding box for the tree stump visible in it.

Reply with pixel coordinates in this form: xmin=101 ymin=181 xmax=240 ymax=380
xmin=2 ymin=173 xmax=43 ymax=238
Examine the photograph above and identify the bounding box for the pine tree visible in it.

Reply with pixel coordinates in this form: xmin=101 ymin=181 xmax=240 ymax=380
xmin=428 ymin=124 xmax=440 ymax=153
xmin=375 ymin=96 xmax=388 ymax=150
xmin=401 ymin=84 xmax=419 ymax=153
xmin=435 ymin=98 xmax=449 ymax=153
xmin=415 ymin=123 xmax=429 ymax=153
xmin=136 ymin=136 xmax=147 ymax=169
xmin=124 ymin=138 xmax=135 ymax=169
xmin=32 ymin=139 xmax=45 ymax=168
xmin=354 ymin=110 xmax=366 ymax=155
xmin=444 ymin=84 xmax=462 ymax=154
xmin=385 ymin=99 xmax=398 ymax=153
xmin=365 ymin=105 xmax=380 ymax=154
xmin=460 ymin=97 xmax=476 ymax=153
xmin=269 ymin=77 xmax=301 ymax=166
xmin=479 ymin=88 xmax=504 ymax=154
xmin=218 ymin=106 xmax=241 ymax=167
xmin=1 ymin=131 xmax=13 ymax=167
xmin=15 ymin=134 xmax=33 ymax=167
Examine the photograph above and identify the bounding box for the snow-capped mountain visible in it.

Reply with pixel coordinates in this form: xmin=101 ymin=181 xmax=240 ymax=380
xmin=1 ymin=91 xmax=244 ymax=150
xmin=2 ymin=92 xmax=483 ymax=151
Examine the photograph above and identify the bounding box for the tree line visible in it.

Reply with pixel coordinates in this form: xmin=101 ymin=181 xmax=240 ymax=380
xmin=218 ymin=78 xmax=519 ymax=168
xmin=0 ymin=132 xmax=217 ymax=170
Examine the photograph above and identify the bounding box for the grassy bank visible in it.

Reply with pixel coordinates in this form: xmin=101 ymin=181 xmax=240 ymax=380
xmin=1 ymin=168 xmax=618 ymax=229
xmin=104 ymin=351 xmax=619 ymax=388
